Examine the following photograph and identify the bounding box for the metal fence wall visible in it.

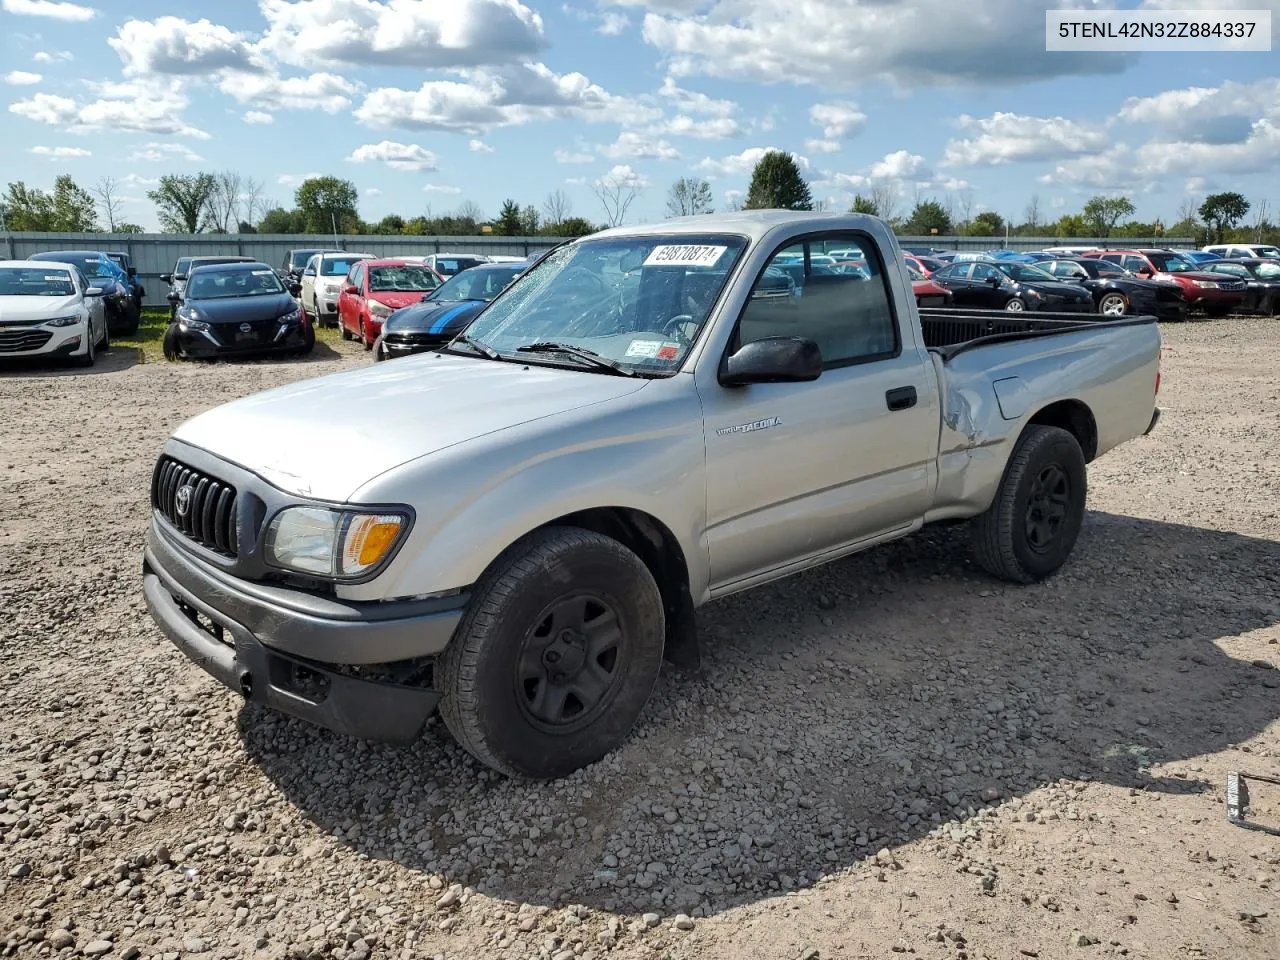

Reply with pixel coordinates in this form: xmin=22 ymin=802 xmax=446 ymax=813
xmin=1 ymin=231 xmax=1196 ymax=308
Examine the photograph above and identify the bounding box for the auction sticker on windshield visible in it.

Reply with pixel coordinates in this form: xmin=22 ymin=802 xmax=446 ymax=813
xmin=643 ymin=244 xmax=728 ymax=268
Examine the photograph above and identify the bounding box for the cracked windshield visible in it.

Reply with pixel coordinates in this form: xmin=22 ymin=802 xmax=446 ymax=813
xmin=463 ymin=235 xmax=747 ymax=372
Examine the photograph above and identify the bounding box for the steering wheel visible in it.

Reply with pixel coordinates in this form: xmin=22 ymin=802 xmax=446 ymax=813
xmin=558 ymin=267 xmax=607 ymax=297
xmin=660 ymin=314 xmax=698 ymax=343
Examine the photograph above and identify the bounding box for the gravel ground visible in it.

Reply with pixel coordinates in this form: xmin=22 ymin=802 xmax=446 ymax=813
xmin=1 ymin=322 xmax=1278 ymax=960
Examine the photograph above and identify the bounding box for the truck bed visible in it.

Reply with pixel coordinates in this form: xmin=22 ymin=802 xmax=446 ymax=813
xmin=918 ymin=308 xmax=1158 ymax=360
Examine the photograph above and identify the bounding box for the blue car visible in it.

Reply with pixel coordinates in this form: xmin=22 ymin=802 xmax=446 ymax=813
xmin=1182 ymin=250 xmax=1223 ymax=265
xmin=373 ymin=261 xmax=527 ymax=361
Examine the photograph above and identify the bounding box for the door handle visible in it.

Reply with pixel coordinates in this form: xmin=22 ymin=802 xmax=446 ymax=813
xmin=885 ymin=386 xmax=917 ymax=411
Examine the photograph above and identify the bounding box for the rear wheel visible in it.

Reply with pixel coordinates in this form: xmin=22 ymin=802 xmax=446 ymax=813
xmin=971 ymin=425 xmax=1086 ymax=584
xmin=438 ymin=527 xmax=666 ymax=779
xmin=360 ymin=319 xmax=373 ymax=350
xmin=1004 ymin=297 xmax=1026 ymax=312
xmin=1098 ymin=293 xmax=1128 ymax=317
xmin=340 ymin=315 xmax=353 ymax=340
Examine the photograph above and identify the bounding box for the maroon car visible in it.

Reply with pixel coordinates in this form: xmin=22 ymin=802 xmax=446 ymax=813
xmin=1082 ymin=249 xmax=1245 ymax=316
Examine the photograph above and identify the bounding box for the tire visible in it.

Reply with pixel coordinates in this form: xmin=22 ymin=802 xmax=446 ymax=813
xmin=438 ymin=527 xmax=666 ymax=780
xmin=99 ymin=318 xmax=110 ymax=352
xmin=295 ymin=324 xmax=316 ymax=356
xmin=162 ymin=323 xmax=182 ymax=362
xmin=971 ymin=425 xmax=1087 ymax=584
xmin=360 ymin=319 xmax=373 ymax=350
xmin=1004 ymin=297 xmax=1026 ymax=312
xmin=340 ymin=314 xmax=353 ymax=340
xmin=74 ymin=326 xmax=95 ymax=367
xmin=372 ymin=334 xmax=386 ymax=362
xmin=122 ymin=304 xmax=140 ymax=337
xmin=1098 ymin=293 xmax=1128 ymax=317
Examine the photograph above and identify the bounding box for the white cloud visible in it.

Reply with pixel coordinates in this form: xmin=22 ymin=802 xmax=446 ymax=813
xmin=813 ymin=171 xmax=870 ymax=191
xmin=243 ymin=110 xmax=274 ymax=124
xmin=9 ymin=88 xmax=209 ymax=139
xmin=804 ymin=138 xmax=841 ymax=154
xmin=1 ymin=0 xmax=95 ymax=22
xmin=364 ymin=187 xmax=381 ymax=196
xmin=278 ymin=172 xmax=322 ymax=187
xmin=564 ymin=176 xmax=587 ymax=186
xmin=696 ymin=146 xmax=809 ymax=178
xmin=656 ymin=114 xmax=742 ymax=139
xmin=638 ymin=0 xmax=1132 ymax=89
xmin=219 ymin=71 xmax=361 ymax=114
xmin=110 ymin=17 xmax=266 ymax=76
xmin=809 ymin=101 xmax=865 ymax=138
xmin=131 ymin=141 xmax=203 ymax=162
xmin=259 ymin=0 xmax=546 ymax=69
xmin=941 ymin=112 xmax=1107 ymax=166
xmin=348 ymin=140 xmax=439 ymax=171
xmin=723 ymin=188 xmax=742 ymax=207
xmin=1136 ymin=119 xmax=1280 ymax=178
xmin=599 ymin=130 xmax=679 ymax=160
xmin=656 ymin=76 xmax=735 ymax=118
xmin=598 ymin=11 xmax=629 ymax=33
xmin=4 ymin=70 xmax=42 ymax=85
xmin=29 ymin=144 xmax=90 ymax=157
xmin=1038 ymin=146 xmax=1138 ymax=189
xmin=468 ymin=138 xmax=494 ymax=152
xmin=32 ymin=49 xmax=72 ymax=63
xmin=869 ymin=149 xmax=924 ymax=179
xmin=424 ymin=184 xmax=463 ymax=194
xmin=358 ymin=62 xmax=659 ymax=134
xmin=122 ymin=173 xmax=159 ymax=187
xmin=555 ymin=146 xmax=594 ymax=163
xmin=600 ymin=164 xmax=650 ymax=189
xmin=1116 ymin=78 xmax=1280 ymax=144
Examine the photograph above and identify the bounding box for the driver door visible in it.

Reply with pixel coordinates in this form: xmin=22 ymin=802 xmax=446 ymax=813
xmin=301 ymin=256 xmax=319 ymax=312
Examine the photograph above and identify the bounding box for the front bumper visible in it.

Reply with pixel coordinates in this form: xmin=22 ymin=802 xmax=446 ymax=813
xmin=173 ymin=321 xmax=311 ymax=358
xmin=0 ymin=324 xmax=88 ymax=358
xmin=142 ymin=520 xmax=466 ymax=742
xmin=381 ymin=335 xmax=442 ymax=359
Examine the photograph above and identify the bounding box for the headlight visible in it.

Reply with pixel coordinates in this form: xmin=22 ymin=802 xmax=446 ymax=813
xmin=278 ymin=304 xmax=304 ymax=323
xmin=178 ymin=310 xmax=209 ymax=332
xmin=369 ymin=301 xmax=393 ymax=319
xmin=1194 ymin=280 xmax=1219 ymax=289
xmin=264 ymin=506 xmax=410 ymax=580
xmin=44 ymin=315 xmax=82 ymax=327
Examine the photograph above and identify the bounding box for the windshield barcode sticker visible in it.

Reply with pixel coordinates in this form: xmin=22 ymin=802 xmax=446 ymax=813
xmin=643 ymin=244 xmax=727 ymax=268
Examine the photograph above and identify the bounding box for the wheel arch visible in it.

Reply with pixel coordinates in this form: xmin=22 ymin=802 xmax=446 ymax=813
xmin=1025 ymin=398 xmax=1098 ymax=462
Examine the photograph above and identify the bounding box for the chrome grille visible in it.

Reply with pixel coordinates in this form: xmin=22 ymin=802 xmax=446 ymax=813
xmin=151 ymin=456 xmax=239 ymax=557
xmin=0 ymin=329 xmax=54 ymax=353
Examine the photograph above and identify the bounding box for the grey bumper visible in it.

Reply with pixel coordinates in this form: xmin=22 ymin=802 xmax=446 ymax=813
xmin=143 ymin=523 xmax=466 ymax=742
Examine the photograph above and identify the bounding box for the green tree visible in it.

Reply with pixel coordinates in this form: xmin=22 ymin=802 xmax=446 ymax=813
xmin=545 ymin=216 xmax=596 ymax=237
xmin=294 ymin=176 xmax=359 ymax=234
xmin=666 ymin=176 xmax=714 ymax=217
xmin=1198 ymin=191 xmax=1250 ymax=243
xmin=743 ymin=151 xmax=812 ymax=211
xmin=2 ymin=176 xmax=100 ymax=231
xmin=1054 ymin=213 xmax=1089 ymax=237
xmin=904 ymin=199 xmax=953 ymax=235
xmin=375 ymin=214 xmax=405 ymax=234
xmin=971 ymin=211 xmax=1004 ymax=236
xmin=148 ymin=173 xmax=216 ymax=233
xmin=849 ymin=194 xmax=878 ymax=215
xmin=3 ymin=181 xmax=56 ymax=230
xmin=495 ymin=198 xmax=522 ymax=235
xmin=1080 ymin=194 xmax=1135 ymax=237
xmin=49 ymin=175 xmax=99 ymax=231
xmin=519 ymin=205 xmax=540 ymax=235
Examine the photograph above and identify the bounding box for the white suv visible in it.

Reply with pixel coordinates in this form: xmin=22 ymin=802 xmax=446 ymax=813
xmin=1202 ymin=243 xmax=1280 ymax=260
xmin=301 ymin=252 xmax=374 ymax=326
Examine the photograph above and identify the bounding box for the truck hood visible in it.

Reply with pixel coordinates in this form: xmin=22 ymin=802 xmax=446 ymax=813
xmin=172 ymin=353 xmax=648 ymax=501
xmin=0 ymin=294 xmax=81 ymax=325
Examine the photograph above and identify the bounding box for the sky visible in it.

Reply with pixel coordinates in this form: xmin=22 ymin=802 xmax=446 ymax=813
xmin=1 ymin=0 xmax=1279 ymax=232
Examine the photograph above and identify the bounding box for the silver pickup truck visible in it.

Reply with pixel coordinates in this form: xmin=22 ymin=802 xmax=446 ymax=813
xmin=143 ymin=211 xmax=1162 ymax=779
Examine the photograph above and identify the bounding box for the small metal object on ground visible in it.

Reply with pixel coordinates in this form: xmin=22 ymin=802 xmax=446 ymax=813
xmin=1226 ymin=771 xmax=1280 ymax=837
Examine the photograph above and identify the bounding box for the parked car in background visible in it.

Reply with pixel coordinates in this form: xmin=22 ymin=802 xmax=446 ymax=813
xmin=484 ymin=255 xmax=527 ymax=263
xmin=301 ymin=251 xmax=375 ymax=326
xmin=1036 ymin=258 xmax=1187 ymax=320
xmin=1182 ymin=250 xmax=1223 ymax=265
xmin=931 ymin=260 xmax=1094 ymax=312
xmin=1085 ymin=249 xmax=1246 ymax=316
xmin=28 ymin=250 xmax=139 ymax=335
xmin=105 ymin=251 xmax=145 ymax=313
xmin=373 ymin=260 xmax=526 ymax=361
xmin=417 ymin=253 xmax=490 ymax=277
xmin=337 ymin=259 xmax=443 ymax=348
xmin=1199 ymin=259 xmax=1280 ymax=315
xmin=142 ymin=211 xmax=1162 ymax=779
xmin=163 ymin=262 xmax=312 ymax=361
xmin=903 ymin=253 xmax=946 ymax=277
xmin=906 ymin=264 xmax=953 ymax=307
xmin=1202 ymin=243 xmax=1280 ymax=261
xmin=283 ymin=248 xmax=334 ymax=281
xmin=160 ymin=257 xmax=192 ymax=316
xmin=1041 ymin=246 xmax=1105 ymax=256
xmin=0 ymin=260 xmax=109 ymax=366
xmin=161 ymin=256 xmax=258 ymax=319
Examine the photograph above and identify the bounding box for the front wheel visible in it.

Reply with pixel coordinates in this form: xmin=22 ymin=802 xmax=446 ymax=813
xmin=162 ymin=323 xmax=183 ymax=362
xmin=1098 ymin=293 xmax=1128 ymax=317
xmin=971 ymin=425 xmax=1086 ymax=584
xmin=1004 ymin=297 xmax=1026 ymax=312
xmin=438 ymin=527 xmax=666 ymax=779
xmin=372 ymin=334 xmax=386 ymax=361
xmin=74 ymin=326 xmax=96 ymax=367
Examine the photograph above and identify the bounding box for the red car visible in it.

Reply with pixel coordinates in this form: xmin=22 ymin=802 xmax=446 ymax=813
xmin=1082 ymin=249 xmax=1245 ymax=317
xmin=904 ymin=253 xmax=946 ymax=278
xmin=907 ymin=265 xmax=953 ymax=307
xmin=337 ymin=259 xmax=443 ymax=348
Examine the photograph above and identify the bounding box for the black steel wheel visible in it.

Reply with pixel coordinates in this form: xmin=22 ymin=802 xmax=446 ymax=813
xmin=438 ymin=527 xmax=665 ymax=779
xmin=162 ymin=323 xmax=182 ymax=361
xmin=971 ymin=424 xmax=1086 ymax=583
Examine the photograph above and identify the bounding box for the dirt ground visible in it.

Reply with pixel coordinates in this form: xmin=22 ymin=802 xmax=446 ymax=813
xmin=0 ymin=322 xmax=1277 ymax=960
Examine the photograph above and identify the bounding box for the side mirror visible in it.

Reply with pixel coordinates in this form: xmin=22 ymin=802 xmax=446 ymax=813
xmin=1135 ymin=269 xmax=1152 ymax=279
xmin=287 ymin=282 xmax=302 ymax=297
xmin=85 ymin=286 xmax=104 ymax=297
xmin=986 ymin=276 xmax=1002 ymax=287
xmin=720 ymin=337 xmax=822 ymax=387
xmin=341 ymin=283 xmax=358 ymax=295
xmin=167 ymin=292 xmax=180 ymax=304
xmin=303 ymin=268 xmax=316 ymax=277
xmin=159 ymin=273 xmax=172 ymax=284
xmin=127 ymin=266 xmax=137 ymax=277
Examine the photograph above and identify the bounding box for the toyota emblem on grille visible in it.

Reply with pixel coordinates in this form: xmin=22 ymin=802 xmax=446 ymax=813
xmin=239 ymin=322 xmax=252 ymax=333
xmin=175 ymin=485 xmax=193 ymax=517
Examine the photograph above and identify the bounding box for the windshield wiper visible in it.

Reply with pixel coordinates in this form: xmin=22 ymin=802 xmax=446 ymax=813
xmin=516 ymin=342 xmax=635 ymax=377
xmin=449 ymin=334 xmax=501 ymax=360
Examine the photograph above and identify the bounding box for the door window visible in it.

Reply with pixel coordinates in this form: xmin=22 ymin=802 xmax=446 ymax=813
xmin=969 ymin=263 xmax=998 ymax=282
xmin=735 ymin=236 xmax=898 ymax=368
